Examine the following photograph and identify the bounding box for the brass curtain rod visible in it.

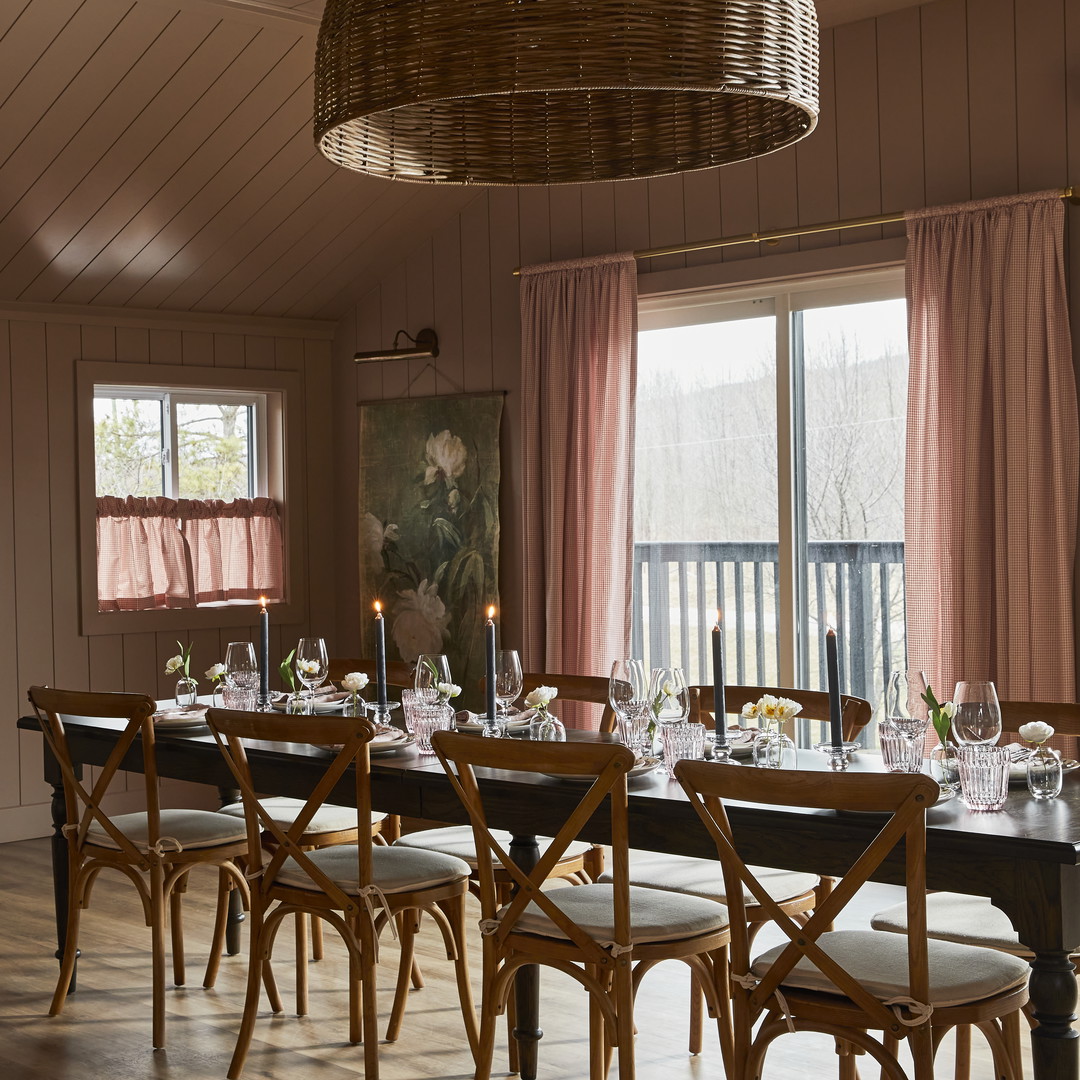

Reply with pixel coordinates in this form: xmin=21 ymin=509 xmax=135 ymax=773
xmin=512 ymin=186 xmax=1078 ymax=275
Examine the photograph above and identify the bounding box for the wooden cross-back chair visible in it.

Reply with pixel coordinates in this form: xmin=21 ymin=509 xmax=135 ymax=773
xmin=206 ymin=708 xmax=478 ymax=1080
xmin=871 ymin=699 xmax=1080 ymax=1080
xmin=432 ymin=730 xmax=732 ymax=1080
xmin=691 ymin=684 xmax=874 ymax=743
xmin=676 ymin=761 xmax=1029 ymax=1080
xmin=27 ymin=686 xmax=250 ymax=1049
xmin=520 ymin=671 xmax=619 ymax=732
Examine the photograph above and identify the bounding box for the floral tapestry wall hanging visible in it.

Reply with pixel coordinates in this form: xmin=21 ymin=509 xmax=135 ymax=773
xmin=358 ymin=394 xmax=502 ymax=703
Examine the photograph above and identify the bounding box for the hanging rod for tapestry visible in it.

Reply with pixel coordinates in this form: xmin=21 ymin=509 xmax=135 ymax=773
xmin=405 ymin=362 xmax=464 ymax=397
xmin=512 ymin=186 xmax=1079 ymax=275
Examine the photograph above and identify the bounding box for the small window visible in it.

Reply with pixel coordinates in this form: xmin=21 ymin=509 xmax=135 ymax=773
xmin=77 ymin=361 xmax=304 ymax=635
xmin=94 ymin=387 xmax=266 ymax=500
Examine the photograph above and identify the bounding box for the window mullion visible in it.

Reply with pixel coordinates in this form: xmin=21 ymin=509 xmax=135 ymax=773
xmin=164 ymin=394 xmax=179 ymax=498
xmin=774 ymin=293 xmax=798 ymax=689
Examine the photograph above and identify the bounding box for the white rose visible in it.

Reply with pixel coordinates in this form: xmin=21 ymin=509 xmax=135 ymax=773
xmin=164 ymin=655 xmax=183 ymax=675
xmin=437 ymin=681 xmax=462 ymax=699
xmin=341 ymin=672 xmax=369 ymax=692
xmin=1019 ymin=721 xmax=1055 ymax=745
xmin=525 ymin=686 xmax=558 ymax=709
xmin=205 ymin=663 xmax=226 ymax=680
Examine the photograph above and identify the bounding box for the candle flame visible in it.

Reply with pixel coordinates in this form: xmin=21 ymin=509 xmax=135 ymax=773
xmin=487 ymin=605 xmax=496 ymax=619
xmin=374 ymin=600 xmax=382 ymax=615
xmin=715 ymin=608 xmax=723 ymax=627
xmin=259 ymin=595 xmax=267 ymax=612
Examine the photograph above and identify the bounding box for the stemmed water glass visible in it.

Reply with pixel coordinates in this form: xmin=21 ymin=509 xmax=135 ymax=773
xmin=952 ymin=680 xmax=1003 ymax=747
xmin=294 ymin=637 xmax=328 ymax=715
xmin=415 ymin=653 xmax=451 ymax=703
xmin=884 ymin=669 xmax=930 ymax=741
xmin=648 ymin=666 xmax=690 ymax=726
xmin=495 ymin=649 xmax=523 ymax=717
xmin=609 ymin=659 xmax=650 ymax=755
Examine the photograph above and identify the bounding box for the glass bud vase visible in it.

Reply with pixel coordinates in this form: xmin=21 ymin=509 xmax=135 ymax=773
xmin=753 ymin=729 xmax=795 ymax=769
xmin=343 ymin=692 xmax=366 ymax=718
xmin=175 ymin=676 xmax=198 ymax=708
xmin=930 ymin=743 xmax=961 ymax=793
xmin=534 ymin=712 xmax=566 ymax=741
xmin=1026 ymin=745 xmax=1063 ymax=800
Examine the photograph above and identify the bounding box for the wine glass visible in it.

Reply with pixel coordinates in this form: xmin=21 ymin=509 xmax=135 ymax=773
xmin=648 ymin=666 xmax=689 ymax=726
xmin=415 ymin=654 xmax=451 ymax=704
xmin=884 ymin=669 xmax=929 ymax=741
xmin=952 ymin=680 xmax=1003 ymax=746
xmin=294 ymin=637 xmax=328 ymax=714
xmin=495 ymin=649 xmax=523 ymax=717
xmin=609 ymin=659 xmax=648 ymax=717
xmin=224 ymin=641 xmax=259 ymax=691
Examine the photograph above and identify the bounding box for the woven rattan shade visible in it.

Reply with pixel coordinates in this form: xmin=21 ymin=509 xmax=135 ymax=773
xmin=314 ymin=0 xmax=820 ymax=187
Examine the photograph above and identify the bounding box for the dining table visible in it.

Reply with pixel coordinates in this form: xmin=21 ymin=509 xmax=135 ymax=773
xmin=17 ymin=709 xmax=1080 ymax=1080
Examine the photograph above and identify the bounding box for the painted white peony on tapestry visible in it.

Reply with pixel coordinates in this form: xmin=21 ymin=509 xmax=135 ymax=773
xmin=358 ymin=396 xmax=503 ymax=712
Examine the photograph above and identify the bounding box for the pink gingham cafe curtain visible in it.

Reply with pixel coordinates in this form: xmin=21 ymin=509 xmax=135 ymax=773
xmin=905 ymin=191 xmax=1078 ymax=708
xmin=520 ymin=253 xmax=637 ymax=728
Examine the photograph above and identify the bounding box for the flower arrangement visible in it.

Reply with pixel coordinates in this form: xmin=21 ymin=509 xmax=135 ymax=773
xmin=437 ymin=681 xmax=462 ymax=703
xmin=205 ymin=662 xmax=226 ymax=686
xmin=341 ymin=671 xmax=370 ymax=714
xmin=1019 ymin=721 xmax=1055 ymax=747
xmin=741 ymin=694 xmax=802 ymax=729
xmin=920 ymin=685 xmax=957 ymax=746
xmin=297 ymin=658 xmax=321 ymax=678
xmin=524 ymin=685 xmax=558 ymax=718
xmin=164 ymin=641 xmax=193 ymax=680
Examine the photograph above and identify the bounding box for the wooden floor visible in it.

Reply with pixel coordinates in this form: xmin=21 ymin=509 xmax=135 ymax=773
xmin=0 ymin=837 xmax=1041 ymax=1079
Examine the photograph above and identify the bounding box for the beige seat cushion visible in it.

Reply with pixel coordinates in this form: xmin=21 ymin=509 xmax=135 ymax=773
xmin=88 ymin=809 xmax=247 ymax=851
xmin=751 ymin=929 xmax=1029 ymax=1008
xmin=871 ymin=892 xmax=1028 ymax=956
xmin=601 ymin=849 xmax=818 ymax=906
xmin=396 ymin=825 xmax=591 ymax=868
xmin=275 ymin=844 xmax=470 ymax=894
xmin=218 ymin=796 xmax=385 ymax=836
xmin=507 ymin=882 xmax=728 ymax=945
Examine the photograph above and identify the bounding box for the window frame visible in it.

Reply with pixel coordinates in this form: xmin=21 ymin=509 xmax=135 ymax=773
xmin=77 ymin=360 xmax=306 ymax=635
xmin=636 ymin=264 xmax=907 ymax=692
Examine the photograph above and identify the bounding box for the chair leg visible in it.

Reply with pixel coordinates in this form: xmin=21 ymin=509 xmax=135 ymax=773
xmin=1002 ymin=1009 xmax=1024 ymax=1080
xmin=688 ymin=976 xmax=704 ymax=1055
xmin=588 ymin=963 xmax=606 ymax=1080
xmin=170 ymin=870 xmax=186 ymax=986
xmin=204 ymin=867 xmax=232 ymax=988
xmin=49 ymin=859 xmax=83 ymax=1017
xmin=954 ymin=1024 xmax=971 ymax=1080
xmin=311 ymin=910 xmax=325 ymax=961
xmin=613 ymin=959 xmax=636 ymax=1080
xmin=815 ymin=876 xmax=836 ymax=932
xmin=150 ymin=862 xmax=168 ymax=1050
xmin=294 ymin=912 xmax=309 ymax=1016
xmin=386 ymin=910 xmax=418 ymax=1042
xmin=228 ymin=906 xmax=266 ymax=1080
xmin=909 ymin=1024 xmax=937 ymax=1080
xmin=357 ymin=912 xmax=381 ymax=1079
xmin=440 ymin=894 xmax=480 ymax=1061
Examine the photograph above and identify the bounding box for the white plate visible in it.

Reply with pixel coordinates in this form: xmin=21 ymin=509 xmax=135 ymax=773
xmin=270 ymin=690 xmax=348 ymax=713
xmin=543 ymin=756 xmax=662 ymax=782
xmin=456 ymin=713 xmax=534 ymax=733
xmin=371 ymin=731 xmax=414 ymax=755
xmin=153 ymin=704 xmax=209 ymax=731
xmin=1009 ymin=758 xmax=1079 ymax=783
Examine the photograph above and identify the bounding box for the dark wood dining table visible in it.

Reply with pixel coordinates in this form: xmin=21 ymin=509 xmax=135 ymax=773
xmin=17 ymin=711 xmax=1080 ymax=1080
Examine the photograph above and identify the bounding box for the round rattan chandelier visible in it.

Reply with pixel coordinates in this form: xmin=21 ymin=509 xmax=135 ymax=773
xmin=314 ymin=0 xmax=820 ymax=187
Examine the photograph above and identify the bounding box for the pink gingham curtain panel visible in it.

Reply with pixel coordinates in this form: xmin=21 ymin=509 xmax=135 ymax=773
xmin=520 ymin=252 xmax=637 ymax=729
xmin=905 ymin=191 xmax=1078 ymax=708
xmin=97 ymin=496 xmax=284 ymax=611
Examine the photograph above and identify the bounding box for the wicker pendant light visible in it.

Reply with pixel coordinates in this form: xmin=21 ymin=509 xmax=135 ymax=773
xmin=314 ymin=0 xmax=820 ymax=187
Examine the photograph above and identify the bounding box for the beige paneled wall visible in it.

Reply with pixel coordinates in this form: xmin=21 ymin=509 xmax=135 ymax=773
xmin=2 ymin=307 xmax=335 ymax=842
xmin=331 ymin=0 xmax=1080 ymax=663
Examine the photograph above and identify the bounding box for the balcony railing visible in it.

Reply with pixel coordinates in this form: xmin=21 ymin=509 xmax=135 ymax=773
xmin=631 ymin=540 xmax=906 ymax=709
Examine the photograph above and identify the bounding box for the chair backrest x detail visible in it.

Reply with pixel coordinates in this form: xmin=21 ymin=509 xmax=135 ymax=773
xmin=206 ymin=709 xmax=376 ymax=911
xmin=28 ymin=686 xmax=163 ymax=866
xmin=675 ymin=760 xmax=940 ymax=1034
xmin=433 ymin=731 xmax=635 ymax=961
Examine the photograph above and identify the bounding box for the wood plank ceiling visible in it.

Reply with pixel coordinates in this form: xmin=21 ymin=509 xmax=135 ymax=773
xmin=0 ymin=0 xmax=924 ymax=322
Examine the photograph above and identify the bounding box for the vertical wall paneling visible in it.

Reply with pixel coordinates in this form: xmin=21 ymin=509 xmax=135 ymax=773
xmin=215 ymin=332 xmax=245 ymax=368
xmin=579 ymin=182 xmax=618 ymax=261
xmin=680 ymin=170 xmax=722 ymax=269
xmin=458 ymin=196 xmax=493 ymax=394
xmin=756 ymin=148 xmax=801 ymax=258
xmin=0 ymin=321 xmax=19 ymax=808
xmin=547 ymin=184 xmax=584 ymax=264
xmin=517 ymin=187 xmax=553 ymax=269
xmin=612 ymin=179 xmax=651 ymax=255
xmin=795 ymin=30 xmax=841 ymax=251
xmin=405 ymin=246 xmax=436 ymax=398
xmin=966 ymin=0 xmax=1018 ymax=199
xmin=378 ymin=263 xmax=410 ymax=399
xmin=332 ymin=300 xmax=361 ymax=654
xmin=877 ymin=6 xmax=926 ymax=232
xmin=645 ymin=173 xmax=688 ymax=273
xmin=148 ymin=327 xmax=182 ymax=366
xmin=302 ymin=338 xmax=334 ymax=639
xmin=717 ymin=159 xmax=762 ymax=263
xmin=11 ymin=320 xmax=53 ymax=808
xmin=1015 ymin=0 xmax=1067 ymax=193
xmin=833 ymin=18 xmax=883 ymax=243
xmin=432 ymin=216 xmax=465 ymax=397
xmin=920 ymin=0 xmax=972 ymax=207
xmin=115 ymin=325 xmax=149 ymax=364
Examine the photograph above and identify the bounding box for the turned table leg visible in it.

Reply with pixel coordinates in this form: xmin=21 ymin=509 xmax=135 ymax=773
xmin=510 ymin=833 xmax=543 ymax=1080
xmin=217 ymin=786 xmax=245 ymax=955
xmin=1028 ymin=949 xmax=1079 ymax=1080
xmin=45 ymin=747 xmax=79 ymax=991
